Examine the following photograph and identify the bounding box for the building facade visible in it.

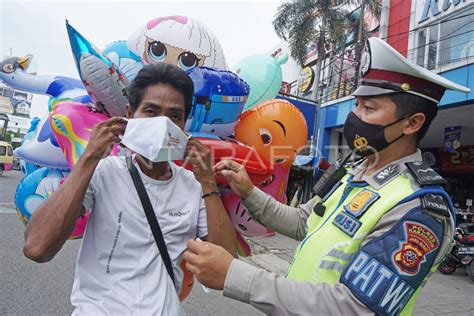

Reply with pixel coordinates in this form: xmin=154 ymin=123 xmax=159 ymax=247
xmin=274 ymin=1 xmax=473 ymax=208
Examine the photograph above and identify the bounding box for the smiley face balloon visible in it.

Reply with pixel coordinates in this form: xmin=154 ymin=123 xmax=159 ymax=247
xmin=235 ymin=99 xmax=308 ymax=170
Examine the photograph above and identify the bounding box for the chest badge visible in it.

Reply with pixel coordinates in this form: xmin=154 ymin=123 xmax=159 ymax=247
xmin=344 ymin=189 xmax=380 ymax=218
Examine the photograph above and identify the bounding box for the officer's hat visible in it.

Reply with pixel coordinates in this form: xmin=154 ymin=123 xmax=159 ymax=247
xmin=353 ymin=37 xmax=470 ymax=103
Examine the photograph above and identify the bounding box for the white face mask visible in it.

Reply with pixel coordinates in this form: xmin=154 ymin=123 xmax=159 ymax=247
xmin=121 ymin=116 xmax=190 ymax=162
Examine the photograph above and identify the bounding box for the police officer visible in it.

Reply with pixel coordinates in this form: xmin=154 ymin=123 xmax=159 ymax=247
xmin=183 ymin=37 xmax=471 ymax=315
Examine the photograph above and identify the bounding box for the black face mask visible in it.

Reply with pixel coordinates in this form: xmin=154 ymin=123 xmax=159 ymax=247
xmin=343 ymin=111 xmax=408 ymax=157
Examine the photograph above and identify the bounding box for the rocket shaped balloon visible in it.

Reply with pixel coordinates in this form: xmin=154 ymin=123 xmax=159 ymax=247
xmin=66 ymin=20 xmax=129 ymax=117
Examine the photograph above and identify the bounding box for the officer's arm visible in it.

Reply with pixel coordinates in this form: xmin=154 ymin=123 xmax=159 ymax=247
xmin=224 ymin=259 xmax=373 ymax=315
xmin=242 ymin=186 xmax=319 ymax=241
xmin=224 ymin=200 xmax=451 ymax=315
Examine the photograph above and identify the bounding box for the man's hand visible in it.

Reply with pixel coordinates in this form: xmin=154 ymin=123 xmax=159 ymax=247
xmin=183 ymin=239 xmax=234 ymax=290
xmin=84 ymin=117 xmax=126 ymax=160
xmin=184 ymin=137 xmax=215 ymax=188
xmin=213 ymin=159 xmax=254 ymax=199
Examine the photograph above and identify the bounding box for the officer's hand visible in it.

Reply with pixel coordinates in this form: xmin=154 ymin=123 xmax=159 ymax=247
xmin=83 ymin=117 xmax=126 ymax=161
xmin=184 ymin=137 xmax=216 ymax=188
xmin=183 ymin=239 xmax=234 ymax=290
xmin=213 ymin=159 xmax=254 ymax=199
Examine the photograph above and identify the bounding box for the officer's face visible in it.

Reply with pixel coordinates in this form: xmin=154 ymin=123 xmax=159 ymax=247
xmin=354 ymin=96 xmax=404 ymax=142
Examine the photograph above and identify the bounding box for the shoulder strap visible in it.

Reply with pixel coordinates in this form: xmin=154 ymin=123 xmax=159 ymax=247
xmin=405 ymin=161 xmax=447 ymax=186
xmin=126 ymin=156 xmax=175 ymax=285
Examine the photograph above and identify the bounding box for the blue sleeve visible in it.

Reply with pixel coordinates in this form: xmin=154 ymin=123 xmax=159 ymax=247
xmin=340 ymin=207 xmax=444 ymax=316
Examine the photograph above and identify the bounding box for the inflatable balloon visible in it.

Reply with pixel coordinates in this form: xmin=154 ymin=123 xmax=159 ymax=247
xmin=15 ymin=167 xmax=88 ymax=239
xmin=128 ymin=16 xmax=228 ymax=70
xmin=15 ymin=112 xmax=69 ymax=170
xmin=185 ymin=67 xmax=249 ymax=137
xmin=235 ymin=231 xmax=252 ymax=257
xmin=233 ymin=53 xmax=288 ymax=111
xmin=103 ymin=41 xmax=143 ymax=81
xmin=222 ymin=192 xmax=273 ymax=237
xmin=15 ymin=167 xmax=67 ymax=225
xmin=0 ymin=55 xmax=91 ymax=103
xmin=175 ymin=133 xmax=273 ymax=186
xmin=67 ymin=21 xmax=129 ymax=117
xmin=178 ymin=258 xmax=194 ymax=301
xmin=258 ymin=164 xmax=290 ymax=204
xmin=50 ymin=102 xmax=110 ymax=169
xmin=235 ymin=99 xmax=308 ymax=170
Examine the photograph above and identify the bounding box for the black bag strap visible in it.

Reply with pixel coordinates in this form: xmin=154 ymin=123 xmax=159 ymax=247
xmin=126 ymin=156 xmax=175 ymax=285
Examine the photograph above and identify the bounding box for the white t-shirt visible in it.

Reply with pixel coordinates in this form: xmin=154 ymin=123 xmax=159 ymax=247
xmin=71 ymin=156 xmax=208 ymax=315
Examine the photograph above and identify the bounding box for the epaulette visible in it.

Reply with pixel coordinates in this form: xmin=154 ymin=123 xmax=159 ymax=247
xmin=421 ymin=194 xmax=451 ymax=217
xmin=405 ymin=161 xmax=447 ymax=186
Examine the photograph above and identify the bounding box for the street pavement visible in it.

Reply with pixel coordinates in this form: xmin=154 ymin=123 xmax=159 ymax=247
xmin=1 ymin=170 xmax=474 ymax=315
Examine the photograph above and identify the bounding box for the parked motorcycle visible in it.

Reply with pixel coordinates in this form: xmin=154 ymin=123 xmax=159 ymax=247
xmin=438 ymin=227 xmax=474 ymax=281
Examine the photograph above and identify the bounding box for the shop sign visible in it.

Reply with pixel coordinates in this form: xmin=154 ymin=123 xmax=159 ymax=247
xmin=297 ymin=67 xmax=315 ymax=94
xmin=419 ymin=0 xmax=470 ymax=24
xmin=439 ymin=145 xmax=474 ymax=173
xmin=444 ymin=126 xmax=461 ymax=153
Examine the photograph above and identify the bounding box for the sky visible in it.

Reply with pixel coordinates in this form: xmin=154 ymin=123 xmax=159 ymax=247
xmin=0 ymin=0 xmax=283 ymax=119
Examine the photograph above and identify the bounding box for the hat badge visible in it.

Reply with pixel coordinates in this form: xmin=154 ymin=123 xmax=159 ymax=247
xmin=401 ymin=83 xmax=411 ymax=91
xmin=360 ymin=44 xmax=371 ymax=77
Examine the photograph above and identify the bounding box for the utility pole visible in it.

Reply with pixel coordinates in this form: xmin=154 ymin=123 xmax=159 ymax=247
xmin=355 ymin=0 xmax=366 ymax=85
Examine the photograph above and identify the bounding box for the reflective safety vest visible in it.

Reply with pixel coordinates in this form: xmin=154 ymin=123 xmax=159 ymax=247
xmin=286 ymin=172 xmax=449 ymax=316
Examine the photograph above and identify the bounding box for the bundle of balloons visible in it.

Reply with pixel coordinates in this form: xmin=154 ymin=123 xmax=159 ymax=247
xmin=1 ymin=16 xmax=308 ymax=300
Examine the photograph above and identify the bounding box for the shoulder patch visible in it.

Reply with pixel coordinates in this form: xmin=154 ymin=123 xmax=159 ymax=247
xmin=373 ymin=164 xmax=399 ymax=185
xmin=421 ymin=194 xmax=450 ymax=217
xmin=405 ymin=161 xmax=446 ymax=186
xmin=392 ymin=221 xmax=440 ymax=276
xmin=340 ymin=207 xmax=444 ymax=316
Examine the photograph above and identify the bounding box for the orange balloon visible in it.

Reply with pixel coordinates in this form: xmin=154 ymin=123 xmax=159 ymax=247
xmin=235 ymin=99 xmax=308 ymax=170
xmin=178 ymin=259 xmax=194 ymax=301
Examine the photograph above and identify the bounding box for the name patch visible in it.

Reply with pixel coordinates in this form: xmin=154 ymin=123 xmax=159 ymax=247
xmin=333 ymin=212 xmax=362 ymax=237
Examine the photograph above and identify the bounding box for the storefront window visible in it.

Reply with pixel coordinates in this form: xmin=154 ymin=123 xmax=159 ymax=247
xmin=428 ymin=25 xmax=438 ymax=70
xmin=417 ymin=5 xmax=474 ymax=69
xmin=439 ymin=6 xmax=474 ymax=66
xmin=417 ymin=30 xmax=427 ymax=66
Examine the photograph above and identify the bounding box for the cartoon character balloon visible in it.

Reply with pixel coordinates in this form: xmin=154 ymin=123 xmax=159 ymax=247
xmin=235 ymin=99 xmax=308 ymax=170
xmin=0 ymin=55 xmax=91 ymax=103
xmin=226 ymin=100 xmax=307 ymax=237
xmin=128 ymin=16 xmax=228 ymax=70
xmin=233 ymin=54 xmax=288 ymax=111
xmin=14 ymin=112 xmax=69 ymax=170
xmin=15 ymin=167 xmax=88 ymax=239
xmin=186 ymin=67 xmax=249 ymax=137
xmin=222 ymin=192 xmax=273 ymax=237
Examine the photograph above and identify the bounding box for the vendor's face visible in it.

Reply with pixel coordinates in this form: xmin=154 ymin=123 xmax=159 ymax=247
xmin=126 ymin=83 xmax=187 ymax=130
xmin=353 ymin=96 xmax=404 ymax=142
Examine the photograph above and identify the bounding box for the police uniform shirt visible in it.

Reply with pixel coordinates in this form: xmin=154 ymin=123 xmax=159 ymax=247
xmin=223 ymin=150 xmax=454 ymax=315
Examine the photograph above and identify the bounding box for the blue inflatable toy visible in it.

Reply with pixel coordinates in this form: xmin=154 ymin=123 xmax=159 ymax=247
xmin=185 ymin=67 xmax=249 ymax=137
xmin=15 ymin=167 xmax=69 ymax=225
